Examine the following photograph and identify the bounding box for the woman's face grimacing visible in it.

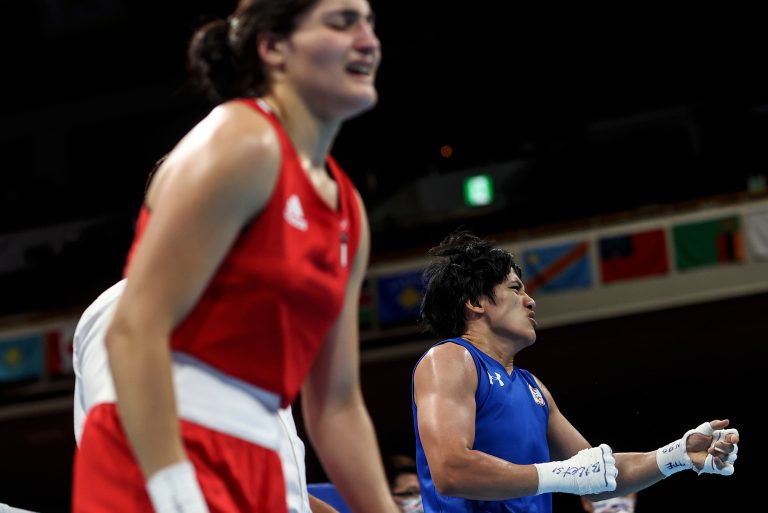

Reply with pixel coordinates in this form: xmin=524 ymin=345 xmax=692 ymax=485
xmin=281 ymin=0 xmax=381 ymax=120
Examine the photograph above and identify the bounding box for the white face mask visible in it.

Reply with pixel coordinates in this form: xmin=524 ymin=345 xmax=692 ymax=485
xmin=400 ymin=495 xmax=423 ymax=513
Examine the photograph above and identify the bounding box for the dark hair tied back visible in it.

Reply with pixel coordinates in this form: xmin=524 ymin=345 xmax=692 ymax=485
xmin=187 ymin=18 xmax=241 ymax=103
xmin=187 ymin=0 xmax=320 ymax=104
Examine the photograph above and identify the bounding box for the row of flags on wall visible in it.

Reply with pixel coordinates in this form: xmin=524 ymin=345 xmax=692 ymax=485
xmin=361 ymin=211 xmax=768 ymax=328
xmin=525 ymin=214 xmax=752 ymax=294
xmin=3 ymin=212 xmax=766 ymax=382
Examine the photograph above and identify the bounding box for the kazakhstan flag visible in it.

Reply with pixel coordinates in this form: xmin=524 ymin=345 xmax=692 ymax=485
xmin=0 ymin=334 xmax=44 ymax=382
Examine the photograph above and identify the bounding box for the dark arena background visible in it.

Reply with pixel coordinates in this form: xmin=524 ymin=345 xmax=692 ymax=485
xmin=1 ymin=1 xmax=766 ymax=511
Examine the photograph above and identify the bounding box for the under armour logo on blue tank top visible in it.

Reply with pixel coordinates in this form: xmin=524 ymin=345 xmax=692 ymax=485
xmin=488 ymin=371 xmax=505 ymax=386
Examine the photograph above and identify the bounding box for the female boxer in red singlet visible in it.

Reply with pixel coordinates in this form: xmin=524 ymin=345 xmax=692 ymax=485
xmin=72 ymin=1 xmax=398 ymax=512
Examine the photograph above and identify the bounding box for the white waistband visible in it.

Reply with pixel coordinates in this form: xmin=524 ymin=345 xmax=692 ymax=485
xmin=171 ymin=352 xmax=282 ymax=450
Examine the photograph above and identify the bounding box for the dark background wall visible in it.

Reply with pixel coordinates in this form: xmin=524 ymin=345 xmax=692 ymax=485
xmin=1 ymin=0 xmax=767 ymax=511
xmin=3 ymin=0 xmax=768 ymax=287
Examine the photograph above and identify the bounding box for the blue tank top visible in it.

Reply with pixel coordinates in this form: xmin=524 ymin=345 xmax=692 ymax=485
xmin=412 ymin=338 xmax=552 ymax=513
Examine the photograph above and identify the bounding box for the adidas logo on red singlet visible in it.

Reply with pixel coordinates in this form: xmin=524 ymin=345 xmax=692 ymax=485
xmin=284 ymin=194 xmax=308 ymax=231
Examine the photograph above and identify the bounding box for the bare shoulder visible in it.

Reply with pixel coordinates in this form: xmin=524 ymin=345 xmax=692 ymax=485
xmin=192 ymin=101 xmax=281 ymax=168
xmin=415 ymin=342 xmax=476 ymax=381
xmin=414 ymin=342 xmax=478 ymax=404
xmin=151 ymin=101 xmax=282 ymax=214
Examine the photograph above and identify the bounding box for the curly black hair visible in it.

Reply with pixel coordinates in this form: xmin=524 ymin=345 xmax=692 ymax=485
xmin=419 ymin=230 xmax=521 ymax=339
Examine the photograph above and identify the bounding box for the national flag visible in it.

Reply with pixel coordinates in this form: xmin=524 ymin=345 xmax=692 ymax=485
xmin=745 ymin=209 xmax=768 ymax=261
xmin=522 ymin=240 xmax=592 ymax=294
xmin=46 ymin=324 xmax=75 ymax=375
xmin=598 ymin=228 xmax=668 ymax=284
xmin=672 ymin=216 xmax=745 ymax=271
xmin=0 ymin=334 xmax=44 ymax=382
xmin=376 ymin=269 xmax=425 ymax=325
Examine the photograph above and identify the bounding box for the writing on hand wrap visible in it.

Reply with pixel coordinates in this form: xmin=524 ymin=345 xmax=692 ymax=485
xmin=549 ymin=461 xmax=602 ymax=478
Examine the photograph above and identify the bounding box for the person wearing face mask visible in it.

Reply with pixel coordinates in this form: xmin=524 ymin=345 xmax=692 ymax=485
xmin=581 ymin=493 xmax=638 ymax=513
xmin=384 ymin=455 xmax=423 ymax=513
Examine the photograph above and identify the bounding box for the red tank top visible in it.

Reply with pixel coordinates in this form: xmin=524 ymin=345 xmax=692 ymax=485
xmin=125 ymin=98 xmax=361 ymax=407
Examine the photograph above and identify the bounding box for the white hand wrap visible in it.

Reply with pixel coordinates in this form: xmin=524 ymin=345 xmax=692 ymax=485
xmin=697 ymin=427 xmax=739 ymax=476
xmin=534 ymin=444 xmax=618 ymax=495
xmin=656 ymin=430 xmax=693 ymax=476
xmin=146 ymin=461 xmax=210 ymax=513
xmin=656 ymin=422 xmax=739 ymax=477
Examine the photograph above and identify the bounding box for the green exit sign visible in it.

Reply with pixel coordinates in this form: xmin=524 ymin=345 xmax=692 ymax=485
xmin=463 ymin=174 xmax=494 ymax=207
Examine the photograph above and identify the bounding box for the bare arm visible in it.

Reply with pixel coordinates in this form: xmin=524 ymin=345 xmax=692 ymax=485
xmin=535 ymin=378 xmax=591 ymax=462
xmin=538 ymin=378 xmax=737 ymax=499
xmin=597 ymin=419 xmax=739 ymax=499
xmin=301 ymin=194 xmax=399 ymax=513
xmin=413 ymin=343 xmax=539 ymax=500
xmin=106 ymin=102 xmax=281 ymax=479
xmin=536 ymin=378 xmax=660 ymax=499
